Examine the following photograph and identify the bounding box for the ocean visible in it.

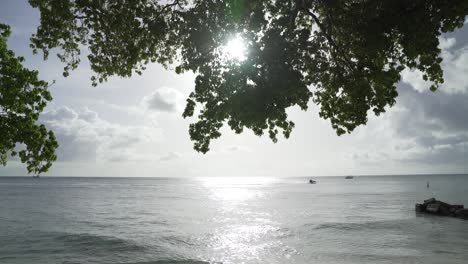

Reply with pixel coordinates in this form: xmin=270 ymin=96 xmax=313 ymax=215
xmin=0 ymin=175 xmax=467 ymax=264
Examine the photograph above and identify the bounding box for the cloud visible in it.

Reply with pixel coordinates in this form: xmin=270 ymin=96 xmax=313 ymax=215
xmin=396 ymin=85 xmax=468 ymax=133
xmin=352 ymin=152 xmax=390 ymax=166
xmin=438 ymin=45 xmax=468 ymax=94
xmin=80 ymin=107 xmax=99 ymax=122
xmin=158 ymin=152 xmax=181 ymax=161
xmin=142 ymin=87 xmax=185 ymax=113
xmin=351 ymin=48 xmax=468 ymax=170
xmin=40 ymin=106 xmax=163 ymax=162
xmin=439 ymin=37 xmax=456 ymax=50
xmin=222 ymin=145 xmax=252 ymax=153
xmin=387 ymin=36 xmax=468 ymax=168
xmin=401 ymin=37 xmax=468 ymax=94
xmin=397 ymin=143 xmax=467 ymax=166
xmin=43 ymin=106 xmax=78 ymax=120
xmin=358 ymin=84 xmax=468 ymax=167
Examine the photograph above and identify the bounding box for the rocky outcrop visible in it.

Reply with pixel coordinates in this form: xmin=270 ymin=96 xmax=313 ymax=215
xmin=415 ymin=198 xmax=467 ymax=219
xmin=454 ymin=208 xmax=468 ymax=220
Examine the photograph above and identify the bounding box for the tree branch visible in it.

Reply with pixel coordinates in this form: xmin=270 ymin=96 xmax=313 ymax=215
xmin=305 ymin=9 xmax=356 ymax=74
xmin=160 ymin=0 xmax=183 ymax=13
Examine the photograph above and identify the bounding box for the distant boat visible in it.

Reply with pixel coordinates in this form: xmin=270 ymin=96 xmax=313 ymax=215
xmin=345 ymin=176 xmax=354 ymax=179
xmin=32 ymin=175 xmax=40 ymax=178
xmin=309 ymin=179 xmax=317 ymax=184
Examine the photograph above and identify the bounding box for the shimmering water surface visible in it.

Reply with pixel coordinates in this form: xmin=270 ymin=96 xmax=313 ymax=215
xmin=1 ymin=175 xmax=468 ymax=264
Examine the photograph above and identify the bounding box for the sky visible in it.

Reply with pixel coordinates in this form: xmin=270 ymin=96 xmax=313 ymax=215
xmin=1 ymin=1 xmax=467 ymax=177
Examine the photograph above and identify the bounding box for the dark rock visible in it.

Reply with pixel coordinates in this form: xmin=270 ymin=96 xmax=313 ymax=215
xmin=439 ymin=205 xmax=452 ymax=216
xmin=436 ymin=201 xmax=453 ymax=216
xmin=415 ymin=198 xmax=466 ymax=220
xmin=424 ymin=198 xmax=436 ymax=204
xmin=449 ymin=205 xmax=464 ymax=215
xmin=415 ymin=203 xmax=423 ymax=212
xmin=426 ymin=202 xmax=440 ymax=213
xmin=455 ymin=209 xmax=468 ymax=220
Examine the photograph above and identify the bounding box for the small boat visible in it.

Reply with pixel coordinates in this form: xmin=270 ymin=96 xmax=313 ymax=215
xmin=309 ymin=179 xmax=317 ymax=184
xmin=345 ymin=176 xmax=354 ymax=179
xmin=32 ymin=175 xmax=40 ymax=178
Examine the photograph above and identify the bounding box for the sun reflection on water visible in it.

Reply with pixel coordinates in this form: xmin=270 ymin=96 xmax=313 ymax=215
xmin=197 ymin=177 xmax=291 ymax=263
xmin=198 ymin=177 xmax=276 ymax=187
xmin=198 ymin=177 xmax=276 ymax=202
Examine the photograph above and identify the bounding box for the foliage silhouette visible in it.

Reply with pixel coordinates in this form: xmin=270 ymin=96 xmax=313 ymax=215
xmin=21 ymin=0 xmax=468 ymax=156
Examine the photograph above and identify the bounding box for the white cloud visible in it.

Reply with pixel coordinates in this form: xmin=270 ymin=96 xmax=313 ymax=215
xmin=350 ymin=85 xmax=468 ymax=168
xmin=40 ymin=106 xmax=163 ymax=162
xmin=438 ymin=45 xmax=468 ymax=94
xmin=402 ymin=37 xmax=468 ymax=94
xmin=142 ymin=87 xmax=186 ymax=113
xmin=158 ymin=152 xmax=182 ymax=161
xmin=439 ymin=37 xmax=456 ymax=50
xmin=80 ymin=107 xmax=99 ymax=122
xmin=400 ymin=68 xmax=429 ymax=93
xmin=222 ymin=145 xmax=252 ymax=153
xmin=43 ymin=106 xmax=78 ymax=120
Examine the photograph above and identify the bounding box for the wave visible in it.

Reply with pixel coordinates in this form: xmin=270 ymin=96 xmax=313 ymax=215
xmin=1 ymin=230 xmax=149 ymax=260
xmin=54 ymin=232 xmax=146 ymax=252
xmin=311 ymin=219 xmax=414 ymax=231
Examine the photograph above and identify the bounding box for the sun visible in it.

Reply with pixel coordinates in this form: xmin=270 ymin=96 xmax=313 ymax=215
xmin=223 ymin=35 xmax=247 ymax=61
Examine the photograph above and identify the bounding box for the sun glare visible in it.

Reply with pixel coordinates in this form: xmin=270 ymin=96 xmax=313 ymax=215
xmin=223 ymin=36 xmax=247 ymax=61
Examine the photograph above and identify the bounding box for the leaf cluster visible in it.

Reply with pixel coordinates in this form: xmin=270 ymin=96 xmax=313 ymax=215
xmin=28 ymin=0 xmax=468 ymax=153
xmin=0 ymin=23 xmax=58 ymax=174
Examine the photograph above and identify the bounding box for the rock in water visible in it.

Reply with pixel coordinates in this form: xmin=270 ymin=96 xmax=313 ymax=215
xmin=415 ymin=198 xmax=466 ymax=220
xmin=415 ymin=203 xmax=423 ymax=212
xmin=449 ymin=205 xmax=464 ymax=214
xmin=455 ymin=209 xmax=468 ymax=220
xmin=426 ymin=202 xmax=440 ymax=213
xmin=424 ymin=198 xmax=436 ymax=204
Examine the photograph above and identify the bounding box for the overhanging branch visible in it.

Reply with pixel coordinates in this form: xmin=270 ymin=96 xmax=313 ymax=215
xmin=305 ymin=9 xmax=356 ymax=74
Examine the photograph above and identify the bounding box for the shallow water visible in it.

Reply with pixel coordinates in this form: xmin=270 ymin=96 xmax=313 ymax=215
xmin=0 ymin=175 xmax=467 ymax=264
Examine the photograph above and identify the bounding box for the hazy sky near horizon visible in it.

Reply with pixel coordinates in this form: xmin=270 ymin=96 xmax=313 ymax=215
xmin=1 ymin=1 xmax=467 ymax=177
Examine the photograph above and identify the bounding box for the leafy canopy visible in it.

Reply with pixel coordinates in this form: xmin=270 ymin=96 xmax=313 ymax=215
xmin=28 ymin=0 xmax=467 ymax=153
xmin=0 ymin=23 xmax=58 ymax=174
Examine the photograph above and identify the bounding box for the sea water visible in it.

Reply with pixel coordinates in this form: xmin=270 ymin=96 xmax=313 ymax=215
xmin=0 ymin=175 xmax=467 ymax=264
